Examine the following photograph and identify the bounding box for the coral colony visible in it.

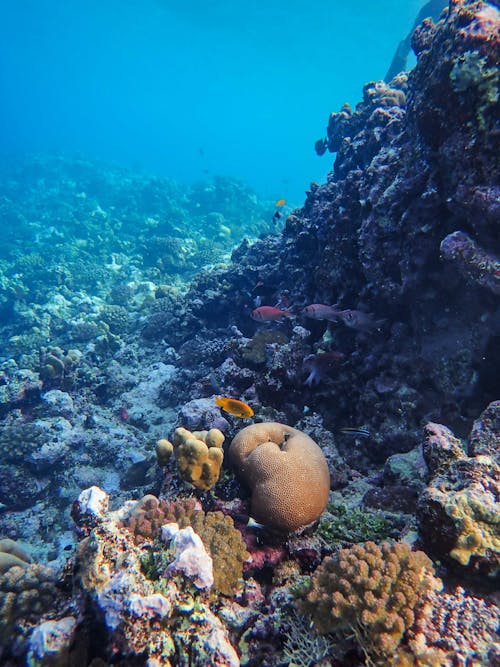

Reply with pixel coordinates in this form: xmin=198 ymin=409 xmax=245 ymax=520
xmin=0 ymin=1 xmax=499 ymax=665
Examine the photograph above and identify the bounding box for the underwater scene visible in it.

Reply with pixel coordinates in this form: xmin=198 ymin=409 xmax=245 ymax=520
xmin=0 ymin=0 xmax=499 ymax=665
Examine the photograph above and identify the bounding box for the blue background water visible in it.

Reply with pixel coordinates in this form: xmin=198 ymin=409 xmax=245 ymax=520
xmin=1 ymin=0 xmax=423 ymax=202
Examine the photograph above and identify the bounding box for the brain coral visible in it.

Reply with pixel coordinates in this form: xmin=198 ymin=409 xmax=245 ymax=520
xmin=298 ymin=541 xmax=440 ymax=663
xmin=229 ymin=422 xmax=330 ymax=533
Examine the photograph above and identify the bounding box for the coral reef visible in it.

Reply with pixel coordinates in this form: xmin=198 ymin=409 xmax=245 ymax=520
xmin=0 ymin=538 xmax=32 ymax=576
xmin=298 ymin=541 xmax=440 ymax=664
xmin=229 ymin=422 xmax=331 ymax=533
xmin=418 ymin=406 xmax=500 ymax=578
xmin=440 ymin=230 xmax=500 ymax=295
xmin=0 ymin=560 xmax=67 ymax=652
xmin=121 ymin=494 xmax=250 ymax=595
xmin=72 ymin=487 xmax=240 ymax=665
xmin=406 ymin=585 xmax=500 ymax=666
xmin=0 ymin=0 xmax=498 ymax=662
xmin=156 ymin=426 xmax=225 ymax=491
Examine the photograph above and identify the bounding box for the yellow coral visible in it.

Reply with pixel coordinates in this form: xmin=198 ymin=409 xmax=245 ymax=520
xmin=424 ymin=455 xmax=499 ymax=572
xmin=157 ymin=427 xmax=225 ymax=491
xmin=298 ymin=541 xmax=440 ymax=664
xmin=123 ymin=496 xmax=249 ymax=595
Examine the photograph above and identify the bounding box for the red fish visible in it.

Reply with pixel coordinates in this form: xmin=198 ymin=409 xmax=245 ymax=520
xmin=301 ymin=304 xmax=341 ymax=322
xmin=251 ymin=306 xmax=293 ymax=322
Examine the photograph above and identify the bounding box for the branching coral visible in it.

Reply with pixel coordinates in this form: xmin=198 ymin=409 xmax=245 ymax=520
xmin=297 ymin=541 xmax=440 ymax=664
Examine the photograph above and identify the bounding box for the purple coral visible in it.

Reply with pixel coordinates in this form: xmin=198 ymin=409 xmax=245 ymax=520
xmin=440 ymin=230 xmax=500 ymax=295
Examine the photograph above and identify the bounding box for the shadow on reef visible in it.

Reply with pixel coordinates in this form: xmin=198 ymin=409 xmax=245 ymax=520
xmin=0 ymin=0 xmax=499 ymax=664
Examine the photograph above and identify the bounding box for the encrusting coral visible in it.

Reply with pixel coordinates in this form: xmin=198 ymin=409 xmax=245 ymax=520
xmin=122 ymin=494 xmax=249 ymax=595
xmin=417 ymin=412 xmax=500 ymax=577
xmin=298 ymin=540 xmax=440 ymax=664
xmin=72 ymin=487 xmax=240 ymax=665
xmin=229 ymin=422 xmax=330 ymax=533
xmin=156 ymin=426 xmax=225 ymax=490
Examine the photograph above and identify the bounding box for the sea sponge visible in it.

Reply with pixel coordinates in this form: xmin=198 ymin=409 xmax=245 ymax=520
xmin=157 ymin=427 xmax=225 ymax=491
xmin=123 ymin=495 xmax=249 ymax=595
xmin=229 ymin=422 xmax=330 ymax=533
xmin=298 ymin=541 xmax=439 ymax=663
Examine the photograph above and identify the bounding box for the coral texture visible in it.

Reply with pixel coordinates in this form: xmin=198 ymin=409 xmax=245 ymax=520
xmin=157 ymin=426 xmax=225 ymax=490
xmin=418 ymin=411 xmax=499 ymax=577
xmin=0 ymin=563 xmax=62 ymax=645
xmin=298 ymin=541 xmax=440 ymax=663
xmin=406 ymin=585 xmax=500 ymax=666
xmin=229 ymin=422 xmax=330 ymax=533
xmin=122 ymin=494 xmax=249 ymax=595
xmin=73 ymin=487 xmax=240 ymax=665
xmin=440 ymin=230 xmax=500 ymax=295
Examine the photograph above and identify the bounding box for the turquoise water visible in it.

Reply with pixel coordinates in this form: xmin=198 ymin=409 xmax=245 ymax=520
xmin=1 ymin=0 xmax=423 ymax=201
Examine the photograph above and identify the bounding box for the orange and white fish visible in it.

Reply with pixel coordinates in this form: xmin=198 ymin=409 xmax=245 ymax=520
xmin=275 ymin=198 xmax=286 ymax=207
xmin=215 ymin=396 xmax=254 ymax=418
xmin=301 ymin=304 xmax=341 ymax=322
xmin=251 ymin=306 xmax=294 ymax=322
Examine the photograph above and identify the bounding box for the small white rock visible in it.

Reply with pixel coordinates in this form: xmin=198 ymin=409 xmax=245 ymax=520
xmin=77 ymin=486 xmax=109 ymax=519
xmin=28 ymin=616 xmax=77 ymax=659
xmin=165 ymin=525 xmax=214 ymax=590
xmin=129 ymin=593 xmax=172 ymax=619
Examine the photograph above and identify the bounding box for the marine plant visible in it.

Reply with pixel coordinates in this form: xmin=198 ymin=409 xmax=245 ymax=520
xmin=318 ymin=501 xmax=399 ymax=544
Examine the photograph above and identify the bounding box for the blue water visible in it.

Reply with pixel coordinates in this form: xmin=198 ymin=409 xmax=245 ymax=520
xmin=1 ymin=0 xmax=422 ymax=201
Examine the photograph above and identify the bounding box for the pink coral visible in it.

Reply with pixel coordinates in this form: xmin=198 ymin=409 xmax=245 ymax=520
xmin=408 ymin=585 xmax=500 ymax=664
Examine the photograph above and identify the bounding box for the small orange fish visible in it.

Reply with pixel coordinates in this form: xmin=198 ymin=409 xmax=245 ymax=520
xmin=275 ymin=198 xmax=286 ymax=207
xmin=215 ymin=396 xmax=254 ymax=418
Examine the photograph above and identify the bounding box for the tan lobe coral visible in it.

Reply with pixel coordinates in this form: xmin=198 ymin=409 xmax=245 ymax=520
xmin=229 ymin=422 xmax=330 ymax=533
xmin=156 ymin=427 xmax=225 ymax=490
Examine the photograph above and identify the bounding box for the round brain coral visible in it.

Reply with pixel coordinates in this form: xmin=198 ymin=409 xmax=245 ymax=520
xmin=229 ymin=422 xmax=330 ymax=533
